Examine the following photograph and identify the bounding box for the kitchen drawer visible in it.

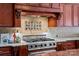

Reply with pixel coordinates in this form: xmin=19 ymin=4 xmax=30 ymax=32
xmin=0 ymin=47 xmax=11 ymax=52
xmin=0 ymin=51 xmax=11 ymax=56
xmin=63 ymin=41 xmax=76 ymax=50
xmin=0 ymin=47 xmax=12 ymax=56
xmin=57 ymin=41 xmax=76 ymax=51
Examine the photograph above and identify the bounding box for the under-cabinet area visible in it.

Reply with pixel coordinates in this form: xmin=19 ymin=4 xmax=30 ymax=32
xmin=1 ymin=3 xmax=79 ymax=56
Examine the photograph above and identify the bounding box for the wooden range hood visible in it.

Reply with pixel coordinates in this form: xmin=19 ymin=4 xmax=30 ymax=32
xmin=15 ymin=4 xmax=62 ymax=19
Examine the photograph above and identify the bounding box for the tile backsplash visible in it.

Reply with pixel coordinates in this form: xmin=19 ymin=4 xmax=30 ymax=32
xmin=0 ymin=28 xmax=20 ymax=33
xmin=21 ymin=15 xmax=48 ymax=35
xmin=46 ymin=27 xmax=79 ymax=38
xmin=0 ymin=27 xmax=79 ymax=39
xmin=20 ymin=15 xmax=79 ymax=38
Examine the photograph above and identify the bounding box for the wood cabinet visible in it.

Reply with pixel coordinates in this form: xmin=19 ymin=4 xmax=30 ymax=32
xmin=0 ymin=3 xmax=21 ymax=27
xmin=14 ymin=9 xmax=21 ymax=27
xmin=18 ymin=45 xmax=28 ymax=56
xmin=0 ymin=4 xmax=14 ymax=27
xmin=63 ymin=41 xmax=76 ymax=50
xmin=58 ymin=4 xmax=73 ymax=27
xmin=63 ymin=4 xmax=73 ymax=26
xmin=76 ymin=40 xmax=79 ymax=48
xmin=11 ymin=45 xmax=28 ymax=56
xmin=56 ymin=41 xmax=76 ymax=51
xmin=56 ymin=42 xmax=65 ymax=51
xmin=2 ymin=3 xmax=79 ymax=27
xmin=58 ymin=4 xmax=79 ymax=27
xmin=16 ymin=3 xmax=60 ymax=9
xmin=40 ymin=3 xmax=60 ymax=8
xmin=0 ymin=45 xmax=28 ymax=56
xmin=57 ymin=4 xmax=64 ymax=27
xmin=0 ymin=46 xmax=12 ymax=56
xmin=48 ymin=16 xmax=57 ymax=27
xmin=73 ymin=5 xmax=79 ymax=27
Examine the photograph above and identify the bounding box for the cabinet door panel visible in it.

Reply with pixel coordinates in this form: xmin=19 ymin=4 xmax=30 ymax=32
xmin=73 ymin=5 xmax=79 ymax=26
xmin=64 ymin=4 xmax=73 ymax=26
xmin=63 ymin=41 xmax=75 ymax=50
xmin=0 ymin=4 xmax=13 ymax=27
xmin=19 ymin=45 xmax=28 ymax=56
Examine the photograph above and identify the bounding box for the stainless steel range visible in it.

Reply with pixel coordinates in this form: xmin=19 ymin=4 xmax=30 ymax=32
xmin=23 ymin=35 xmax=56 ymax=56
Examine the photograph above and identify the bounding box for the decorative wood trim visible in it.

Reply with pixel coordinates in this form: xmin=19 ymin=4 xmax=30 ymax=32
xmin=63 ymin=4 xmax=65 ymax=26
xmin=78 ymin=7 xmax=79 ymax=26
xmin=15 ymin=4 xmax=61 ymax=13
xmin=21 ymin=11 xmax=58 ymax=17
xmin=13 ymin=4 xmax=15 ymax=27
xmin=39 ymin=3 xmax=51 ymax=8
xmin=71 ymin=5 xmax=74 ymax=26
xmin=62 ymin=4 xmax=64 ymax=26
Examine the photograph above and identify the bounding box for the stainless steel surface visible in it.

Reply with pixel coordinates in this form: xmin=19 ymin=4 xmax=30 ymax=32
xmin=23 ymin=35 xmax=56 ymax=56
xmin=28 ymin=41 xmax=56 ymax=50
xmin=23 ymin=36 xmax=56 ymax=51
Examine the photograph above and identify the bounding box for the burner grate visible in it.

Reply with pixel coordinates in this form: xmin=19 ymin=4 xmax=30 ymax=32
xmin=23 ymin=38 xmax=55 ymax=43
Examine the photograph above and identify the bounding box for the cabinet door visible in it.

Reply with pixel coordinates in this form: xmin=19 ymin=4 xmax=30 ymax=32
xmin=63 ymin=4 xmax=73 ymax=26
xmin=73 ymin=5 xmax=79 ymax=26
xmin=0 ymin=4 xmax=13 ymax=27
xmin=19 ymin=45 xmax=28 ymax=56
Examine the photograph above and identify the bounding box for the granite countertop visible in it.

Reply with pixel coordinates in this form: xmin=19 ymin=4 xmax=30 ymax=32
xmin=54 ymin=37 xmax=79 ymax=42
xmin=0 ymin=40 xmax=28 ymax=47
xmin=0 ymin=37 xmax=79 ymax=47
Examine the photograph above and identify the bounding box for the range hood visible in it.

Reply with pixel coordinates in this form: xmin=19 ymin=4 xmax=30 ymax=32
xmin=15 ymin=4 xmax=62 ymax=19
